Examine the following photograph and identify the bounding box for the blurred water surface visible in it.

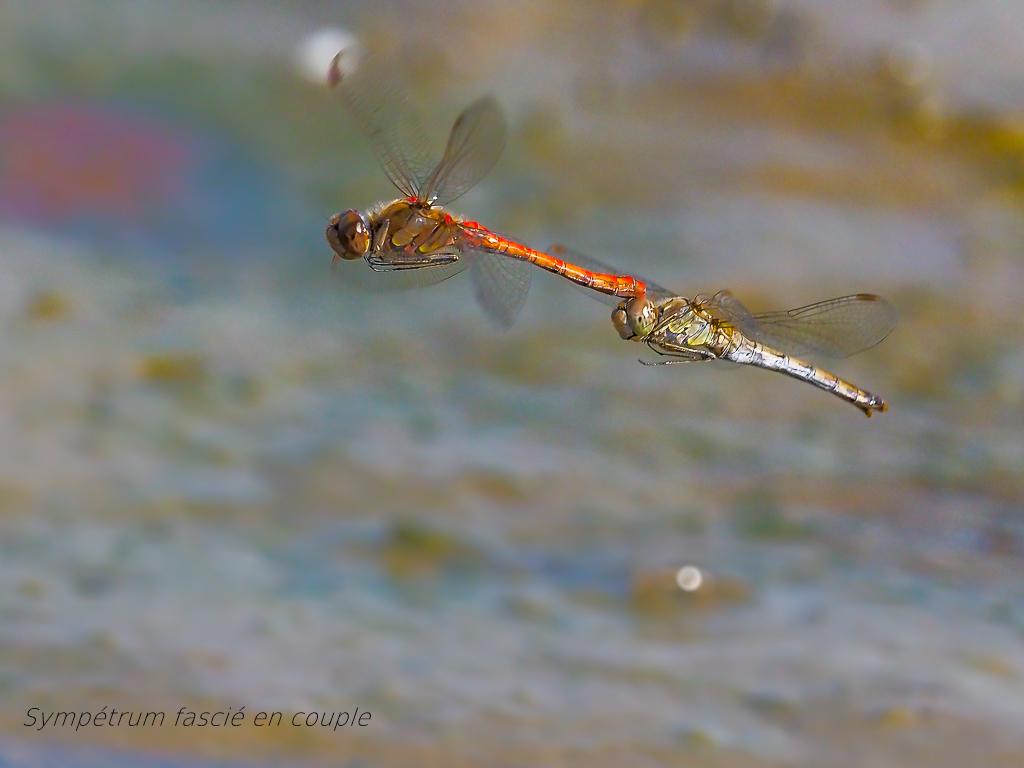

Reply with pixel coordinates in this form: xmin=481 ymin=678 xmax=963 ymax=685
xmin=0 ymin=1 xmax=1022 ymax=766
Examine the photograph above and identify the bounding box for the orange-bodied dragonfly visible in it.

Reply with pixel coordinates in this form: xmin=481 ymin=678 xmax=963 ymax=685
xmin=549 ymin=245 xmax=897 ymax=416
xmin=324 ymin=46 xmax=646 ymax=327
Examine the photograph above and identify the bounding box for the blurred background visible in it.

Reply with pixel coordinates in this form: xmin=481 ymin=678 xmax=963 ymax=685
xmin=0 ymin=1 xmax=1022 ymax=766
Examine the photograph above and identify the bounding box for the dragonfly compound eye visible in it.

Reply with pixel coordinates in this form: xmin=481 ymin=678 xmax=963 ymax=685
xmin=612 ymin=297 xmax=656 ymax=340
xmin=611 ymin=307 xmax=634 ymax=340
xmin=326 ymin=210 xmax=371 ymax=260
xmin=643 ymin=307 xmax=657 ymax=334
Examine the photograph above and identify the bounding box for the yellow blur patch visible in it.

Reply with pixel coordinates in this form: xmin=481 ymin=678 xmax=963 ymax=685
xmin=25 ymin=291 xmax=71 ymax=322
xmin=139 ymin=353 xmax=206 ymax=386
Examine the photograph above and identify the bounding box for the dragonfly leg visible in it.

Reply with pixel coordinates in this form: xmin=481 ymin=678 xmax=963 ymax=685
xmin=639 ymin=342 xmax=716 ymax=365
xmin=371 ymin=219 xmax=390 ymax=253
xmin=641 ymin=358 xmax=695 ymax=366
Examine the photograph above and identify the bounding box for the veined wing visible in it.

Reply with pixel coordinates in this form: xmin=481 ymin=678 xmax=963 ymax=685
xmin=701 ymin=290 xmax=761 ymax=338
xmin=337 ymin=247 xmax=529 ymax=328
xmin=419 ymin=96 xmax=507 ymax=206
xmin=328 ymin=45 xmax=435 ymax=199
xmin=546 ymin=243 xmax=676 ymax=305
xmin=748 ymin=294 xmax=897 ymax=359
xmin=466 ymin=247 xmax=532 ymax=329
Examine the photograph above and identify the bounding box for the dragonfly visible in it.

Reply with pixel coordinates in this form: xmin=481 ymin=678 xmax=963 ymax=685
xmin=324 ymin=46 xmax=647 ymax=327
xmin=549 ymin=244 xmax=897 ymax=417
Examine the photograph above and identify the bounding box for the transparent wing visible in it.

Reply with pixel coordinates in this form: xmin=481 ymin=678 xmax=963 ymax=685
xmin=546 ymin=243 xmax=676 ymax=305
xmin=333 ymin=248 xmax=529 ymax=328
xmin=328 ymin=45 xmax=434 ymax=198
xmin=748 ymin=294 xmax=897 ymax=359
xmin=419 ymin=96 xmax=507 ymax=206
xmin=702 ymin=290 xmax=762 ymax=337
xmin=467 ymin=248 xmax=532 ymax=329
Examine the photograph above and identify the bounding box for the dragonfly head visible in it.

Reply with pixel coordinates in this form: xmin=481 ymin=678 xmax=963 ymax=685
xmin=612 ymin=297 xmax=657 ymax=340
xmin=326 ymin=210 xmax=371 ymax=262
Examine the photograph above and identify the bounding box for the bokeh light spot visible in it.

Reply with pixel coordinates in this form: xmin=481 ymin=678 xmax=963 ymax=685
xmin=676 ymin=565 xmax=703 ymax=592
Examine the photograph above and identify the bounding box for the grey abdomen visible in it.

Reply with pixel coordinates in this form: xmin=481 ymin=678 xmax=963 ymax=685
xmin=722 ymin=337 xmax=887 ymax=416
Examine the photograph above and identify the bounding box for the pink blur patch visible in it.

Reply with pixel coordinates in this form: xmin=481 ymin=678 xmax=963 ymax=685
xmin=0 ymin=103 xmax=195 ymax=222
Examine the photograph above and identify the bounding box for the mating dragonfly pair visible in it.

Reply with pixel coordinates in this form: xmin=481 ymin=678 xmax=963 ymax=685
xmin=326 ymin=47 xmax=896 ymax=417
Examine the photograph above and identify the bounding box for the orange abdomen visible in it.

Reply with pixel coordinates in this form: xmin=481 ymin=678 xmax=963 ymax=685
xmin=460 ymin=226 xmax=646 ymax=299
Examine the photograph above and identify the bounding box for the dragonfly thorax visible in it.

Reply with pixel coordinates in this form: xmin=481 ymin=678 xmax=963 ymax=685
xmin=651 ymin=299 xmax=719 ymax=350
xmin=359 ymin=199 xmax=461 ymax=271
